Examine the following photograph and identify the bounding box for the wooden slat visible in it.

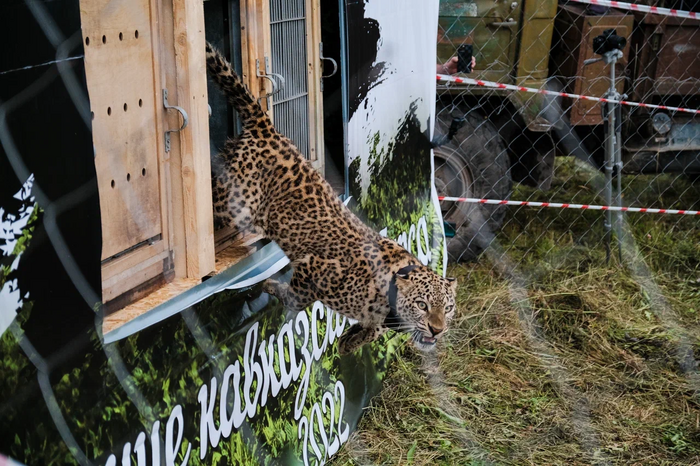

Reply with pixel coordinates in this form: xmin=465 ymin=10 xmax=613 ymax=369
xmin=305 ymin=0 xmax=324 ymax=169
xmin=172 ymin=0 xmax=216 ymax=278
xmin=101 ymin=240 xmax=165 ymax=281
xmin=240 ymin=0 xmax=271 ymax=113
xmin=102 ymin=233 xmax=261 ymax=335
xmin=214 ymin=225 xmax=241 ymax=253
xmin=102 ymin=255 xmax=167 ymax=302
xmin=239 ymin=0 xmax=259 ymax=101
xmin=259 ymin=0 xmax=273 ymax=116
xmin=156 ymin=0 xmax=187 ymax=279
xmin=147 ymin=0 xmax=173 ymax=278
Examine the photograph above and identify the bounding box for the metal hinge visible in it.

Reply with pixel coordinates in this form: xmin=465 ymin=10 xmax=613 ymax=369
xmin=163 ymin=88 xmax=189 ymax=152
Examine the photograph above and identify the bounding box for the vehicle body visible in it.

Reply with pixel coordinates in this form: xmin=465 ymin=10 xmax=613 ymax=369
xmin=434 ymin=0 xmax=700 ymax=259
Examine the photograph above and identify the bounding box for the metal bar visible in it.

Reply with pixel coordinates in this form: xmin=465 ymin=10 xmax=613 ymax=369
xmin=614 ymin=100 xmax=624 ymax=262
xmin=339 ymin=0 xmax=350 ymax=198
xmin=604 ymin=94 xmax=614 ymax=264
xmin=270 ymin=16 xmax=305 ymax=24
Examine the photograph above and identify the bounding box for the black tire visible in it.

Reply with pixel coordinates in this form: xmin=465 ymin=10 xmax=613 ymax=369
xmin=434 ymin=107 xmax=512 ymax=262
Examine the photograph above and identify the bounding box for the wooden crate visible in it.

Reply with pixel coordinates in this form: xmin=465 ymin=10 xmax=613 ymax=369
xmin=80 ymin=0 xmax=326 ymax=325
xmin=81 ymin=0 xmax=214 ymax=306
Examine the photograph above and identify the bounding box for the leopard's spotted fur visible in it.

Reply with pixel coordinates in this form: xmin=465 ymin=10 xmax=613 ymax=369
xmin=206 ymin=42 xmax=457 ymax=353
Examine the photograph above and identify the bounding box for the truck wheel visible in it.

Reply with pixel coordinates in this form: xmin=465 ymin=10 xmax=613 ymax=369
xmin=434 ymin=110 xmax=512 ymax=262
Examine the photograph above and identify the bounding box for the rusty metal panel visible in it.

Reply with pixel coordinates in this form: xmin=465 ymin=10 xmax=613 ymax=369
xmin=551 ymin=5 xmax=633 ymax=126
xmin=630 ymin=14 xmax=700 ymax=100
xmin=653 ymin=25 xmax=700 ymax=95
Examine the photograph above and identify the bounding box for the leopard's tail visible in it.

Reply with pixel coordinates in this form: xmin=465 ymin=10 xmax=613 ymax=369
xmin=205 ymin=41 xmax=266 ymax=126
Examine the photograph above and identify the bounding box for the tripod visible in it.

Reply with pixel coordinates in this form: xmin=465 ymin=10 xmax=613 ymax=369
xmin=584 ymin=39 xmax=625 ymax=263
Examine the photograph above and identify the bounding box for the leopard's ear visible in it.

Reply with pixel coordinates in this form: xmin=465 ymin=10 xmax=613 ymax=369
xmin=394 ymin=273 xmax=416 ymax=293
xmin=446 ymin=276 xmax=458 ymax=293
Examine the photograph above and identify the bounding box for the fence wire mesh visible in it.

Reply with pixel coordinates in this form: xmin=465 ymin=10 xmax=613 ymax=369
xmin=2 ymin=0 xmax=700 ymax=464
xmin=435 ymin=0 xmax=700 ymax=267
xmin=416 ymin=1 xmax=700 ymax=464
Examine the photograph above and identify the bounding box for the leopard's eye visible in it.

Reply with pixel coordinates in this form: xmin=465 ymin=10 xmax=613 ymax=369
xmin=445 ymin=305 xmax=455 ymax=314
xmin=417 ymin=301 xmax=427 ymax=311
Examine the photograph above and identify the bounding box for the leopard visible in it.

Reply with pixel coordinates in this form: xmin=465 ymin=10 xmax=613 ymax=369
xmin=205 ymin=42 xmax=457 ymax=354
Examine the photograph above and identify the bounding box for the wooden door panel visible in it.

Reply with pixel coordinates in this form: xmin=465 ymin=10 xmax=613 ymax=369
xmin=81 ymin=0 xmax=163 ymax=260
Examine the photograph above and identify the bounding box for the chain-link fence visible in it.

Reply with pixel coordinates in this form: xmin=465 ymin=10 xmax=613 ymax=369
xmin=435 ymin=0 xmax=699 ymax=266
xmin=377 ymin=1 xmax=700 ymax=463
xmin=3 ymin=0 xmax=700 ymax=464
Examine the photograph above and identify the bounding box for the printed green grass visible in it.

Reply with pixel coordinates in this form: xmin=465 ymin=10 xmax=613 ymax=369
xmin=332 ymin=158 xmax=700 ymax=465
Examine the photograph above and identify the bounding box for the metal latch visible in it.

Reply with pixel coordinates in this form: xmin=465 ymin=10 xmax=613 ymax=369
xmin=163 ymin=88 xmax=189 ymax=152
xmin=256 ymin=57 xmax=285 ymax=108
xmin=320 ymin=42 xmax=338 ymax=92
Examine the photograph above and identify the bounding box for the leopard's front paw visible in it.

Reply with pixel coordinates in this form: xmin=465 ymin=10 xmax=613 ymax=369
xmin=337 ymin=324 xmax=364 ymax=356
xmin=338 ymin=338 xmax=355 ymax=356
xmin=261 ymin=279 xmax=280 ymax=297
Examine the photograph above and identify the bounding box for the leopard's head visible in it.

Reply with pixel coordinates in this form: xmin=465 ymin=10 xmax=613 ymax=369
xmin=389 ymin=265 xmax=458 ymax=351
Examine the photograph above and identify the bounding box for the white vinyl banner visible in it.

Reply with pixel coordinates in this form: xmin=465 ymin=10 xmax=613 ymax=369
xmin=345 ymin=0 xmax=446 ymax=274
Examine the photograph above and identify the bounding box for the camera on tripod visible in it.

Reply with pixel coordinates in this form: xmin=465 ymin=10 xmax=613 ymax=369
xmin=592 ymin=29 xmax=626 ymax=56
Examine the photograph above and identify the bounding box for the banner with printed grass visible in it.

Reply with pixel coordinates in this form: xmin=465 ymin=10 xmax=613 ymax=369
xmin=345 ymin=0 xmax=446 ymax=276
xmin=0 ymin=175 xmax=399 ymax=466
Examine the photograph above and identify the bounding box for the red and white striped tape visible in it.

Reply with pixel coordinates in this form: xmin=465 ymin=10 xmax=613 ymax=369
xmin=436 ymin=74 xmax=700 ymax=115
xmin=438 ymin=196 xmax=700 ymax=216
xmin=569 ymin=0 xmax=698 ymax=19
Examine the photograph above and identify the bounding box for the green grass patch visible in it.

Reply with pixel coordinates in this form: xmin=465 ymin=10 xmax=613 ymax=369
xmin=332 ymin=158 xmax=700 ymax=465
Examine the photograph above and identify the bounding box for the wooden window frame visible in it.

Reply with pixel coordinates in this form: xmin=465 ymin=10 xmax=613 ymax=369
xmin=241 ymin=0 xmax=324 ymax=171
